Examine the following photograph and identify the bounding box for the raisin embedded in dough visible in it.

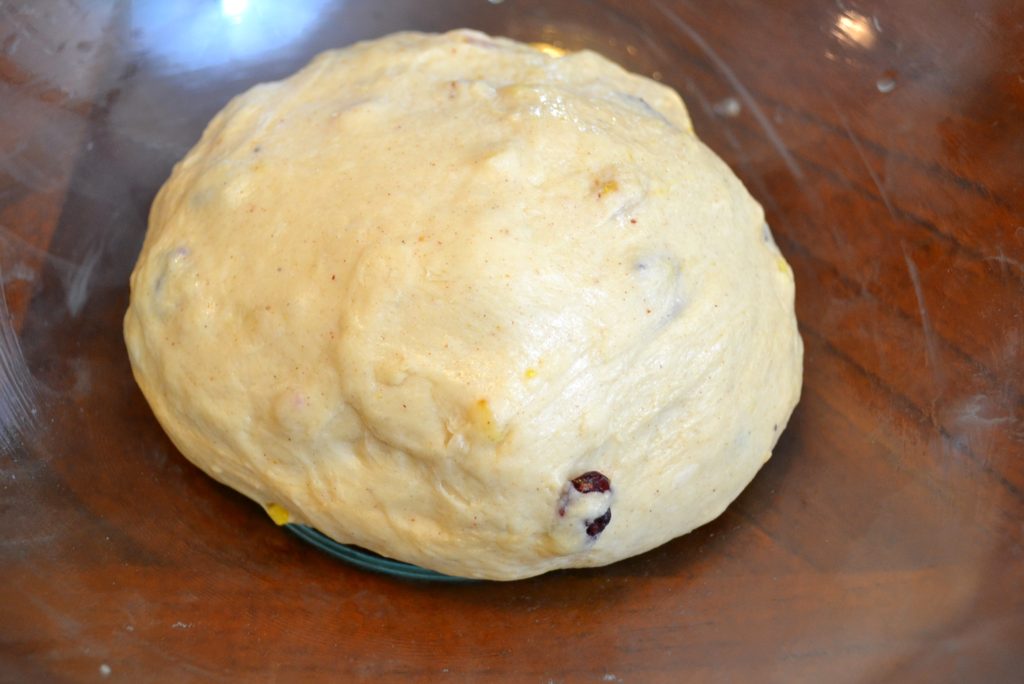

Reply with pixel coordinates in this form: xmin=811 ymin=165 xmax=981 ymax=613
xmin=571 ymin=471 xmax=611 ymax=494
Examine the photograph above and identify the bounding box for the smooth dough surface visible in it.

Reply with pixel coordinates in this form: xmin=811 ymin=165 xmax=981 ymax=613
xmin=125 ymin=30 xmax=803 ymax=580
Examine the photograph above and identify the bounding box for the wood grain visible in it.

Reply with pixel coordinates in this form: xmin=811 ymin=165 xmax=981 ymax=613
xmin=2 ymin=1 xmax=1022 ymax=681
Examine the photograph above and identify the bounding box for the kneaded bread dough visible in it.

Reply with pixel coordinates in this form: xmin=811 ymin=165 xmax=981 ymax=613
xmin=125 ymin=30 xmax=802 ymax=580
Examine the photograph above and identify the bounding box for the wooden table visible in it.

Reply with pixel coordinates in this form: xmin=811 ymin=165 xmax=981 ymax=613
xmin=3 ymin=1 xmax=1021 ymax=680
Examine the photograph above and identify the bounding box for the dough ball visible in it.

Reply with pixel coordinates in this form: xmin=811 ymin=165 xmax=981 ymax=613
xmin=124 ymin=30 xmax=802 ymax=580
